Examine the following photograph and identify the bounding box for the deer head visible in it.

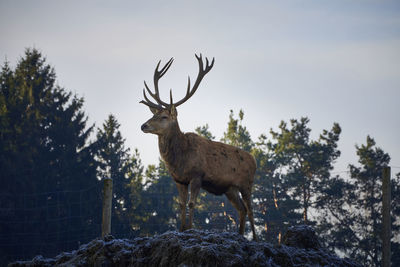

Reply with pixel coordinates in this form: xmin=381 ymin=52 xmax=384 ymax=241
xmin=140 ymin=54 xmax=214 ymax=135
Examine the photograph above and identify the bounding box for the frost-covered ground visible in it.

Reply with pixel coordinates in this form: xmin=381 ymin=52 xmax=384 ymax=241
xmin=10 ymin=226 xmax=360 ymax=267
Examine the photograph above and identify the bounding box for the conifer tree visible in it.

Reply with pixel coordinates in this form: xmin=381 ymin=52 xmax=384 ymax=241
xmin=268 ymin=117 xmax=341 ymax=224
xmin=195 ymin=123 xmax=215 ymax=141
xmin=0 ymin=49 xmax=100 ymax=263
xmin=96 ymin=114 xmax=139 ymax=237
xmin=323 ymin=136 xmax=400 ymax=266
xmin=221 ymin=109 xmax=253 ymax=152
xmin=252 ymin=134 xmax=302 ymax=243
xmin=124 ymin=148 xmax=145 ymax=236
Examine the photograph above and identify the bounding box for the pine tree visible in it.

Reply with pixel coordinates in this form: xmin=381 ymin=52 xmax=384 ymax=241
xmin=0 ymin=49 xmax=100 ymax=263
xmin=195 ymin=124 xmax=215 ymax=141
xmin=252 ymin=134 xmax=302 ymax=243
xmin=268 ymin=117 xmax=341 ymax=224
xmin=327 ymin=136 xmax=400 ymax=266
xmin=96 ymin=114 xmax=136 ymax=237
xmin=392 ymin=172 xmax=400 ymax=266
xmin=119 ymin=148 xmax=145 ymax=238
xmin=221 ymin=109 xmax=253 ymax=152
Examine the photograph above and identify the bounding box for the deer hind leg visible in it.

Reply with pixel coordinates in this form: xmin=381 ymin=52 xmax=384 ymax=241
xmin=188 ymin=177 xmax=201 ymax=229
xmin=176 ymin=182 xmax=188 ymax=231
xmin=240 ymin=188 xmax=258 ymax=241
xmin=225 ymin=187 xmax=246 ymax=235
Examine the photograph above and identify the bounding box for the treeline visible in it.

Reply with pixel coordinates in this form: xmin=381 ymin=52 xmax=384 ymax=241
xmin=1 ymin=49 xmax=399 ymax=266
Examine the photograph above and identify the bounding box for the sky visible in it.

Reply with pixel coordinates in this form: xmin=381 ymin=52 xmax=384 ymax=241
xmin=1 ymin=0 xmax=399 ymax=175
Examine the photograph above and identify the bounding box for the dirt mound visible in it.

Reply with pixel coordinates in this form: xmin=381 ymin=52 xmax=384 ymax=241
xmin=10 ymin=225 xmax=360 ymax=267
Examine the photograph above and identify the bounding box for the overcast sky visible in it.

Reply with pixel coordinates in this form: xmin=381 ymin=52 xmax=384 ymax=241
xmin=1 ymin=0 xmax=399 ymax=175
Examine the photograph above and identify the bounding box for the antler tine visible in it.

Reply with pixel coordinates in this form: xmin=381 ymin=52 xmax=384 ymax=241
xmin=142 ymin=88 xmax=159 ymax=107
xmin=144 ymin=80 xmax=156 ymax=99
xmin=196 ymin=53 xmax=203 ymax=70
xmin=140 ymin=89 xmax=163 ymax=109
xmin=141 ymin=58 xmax=174 ymax=110
xmin=204 ymin=57 xmax=215 ymax=73
xmin=186 ymin=76 xmax=191 ymax=96
xmin=157 ymin=58 xmax=174 ymax=78
xmin=151 ymin=58 xmax=174 ymax=108
xmin=173 ymin=54 xmax=215 ymax=107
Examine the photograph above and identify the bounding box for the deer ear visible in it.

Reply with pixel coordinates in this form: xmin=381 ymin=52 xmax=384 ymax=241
xmin=170 ymin=105 xmax=178 ymax=118
xmin=149 ymin=106 xmax=159 ymax=115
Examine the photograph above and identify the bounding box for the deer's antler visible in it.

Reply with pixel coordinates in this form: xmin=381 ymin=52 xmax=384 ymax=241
xmin=173 ymin=54 xmax=214 ymax=107
xmin=140 ymin=54 xmax=214 ymax=110
xmin=140 ymin=58 xmax=174 ymax=110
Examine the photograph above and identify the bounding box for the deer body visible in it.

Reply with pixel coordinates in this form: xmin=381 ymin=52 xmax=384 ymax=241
xmin=159 ymin=131 xmax=256 ymax=195
xmin=140 ymin=55 xmax=257 ymax=240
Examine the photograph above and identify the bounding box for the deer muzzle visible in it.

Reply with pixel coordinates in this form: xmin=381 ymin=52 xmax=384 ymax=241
xmin=141 ymin=123 xmax=151 ymax=133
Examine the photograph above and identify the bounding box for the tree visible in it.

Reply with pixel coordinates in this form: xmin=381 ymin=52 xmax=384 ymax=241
xmin=348 ymin=136 xmax=389 ymax=266
xmin=118 ymin=148 xmax=145 ymax=238
xmin=0 ymin=49 xmax=100 ymax=264
xmin=268 ymin=117 xmax=341 ymax=224
xmin=195 ymin=124 xmax=215 ymax=141
xmin=323 ymin=136 xmax=400 ymax=266
xmin=314 ymin=173 xmax=357 ymax=257
xmin=392 ymin=172 xmax=400 ymax=266
xmin=221 ymin=109 xmax=253 ymax=152
xmin=96 ymin=114 xmax=142 ymax=237
xmin=252 ymin=134 xmax=302 ymax=243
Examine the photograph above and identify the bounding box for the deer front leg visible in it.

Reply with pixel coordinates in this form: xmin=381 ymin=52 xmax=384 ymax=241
xmin=188 ymin=177 xmax=201 ymax=229
xmin=176 ymin=182 xmax=188 ymax=231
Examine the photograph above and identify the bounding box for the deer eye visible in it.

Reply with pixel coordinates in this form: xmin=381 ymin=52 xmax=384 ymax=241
xmin=161 ymin=116 xmax=169 ymax=120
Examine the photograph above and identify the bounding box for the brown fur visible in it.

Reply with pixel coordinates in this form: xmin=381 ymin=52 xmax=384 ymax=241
xmin=141 ymin=109 xmax=258 ymax=240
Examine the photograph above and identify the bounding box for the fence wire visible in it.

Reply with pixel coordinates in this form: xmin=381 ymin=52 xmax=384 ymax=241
xmin=0 ymin=185 xmax=102 ymax=264
xmin=0 ymin=184 xmax=297 ymax=264
xmin=1 ymin=166 xmax=398 ymax=265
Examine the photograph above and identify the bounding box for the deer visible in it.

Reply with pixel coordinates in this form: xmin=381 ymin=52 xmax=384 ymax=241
xmin=140 ymin=54 xmax=257 ymax=240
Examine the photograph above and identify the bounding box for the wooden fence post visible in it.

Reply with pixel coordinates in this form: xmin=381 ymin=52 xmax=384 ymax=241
xmin=382 ymin=166 xmax=391 ymax=267
xmin=102 ymin=178 xmax=113 ymax=238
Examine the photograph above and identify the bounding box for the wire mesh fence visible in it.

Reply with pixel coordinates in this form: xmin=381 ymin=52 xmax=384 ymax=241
xmin=0 ymin=184 xmax=102 ymax=264
xmin=0 ymin=182 xmax=294 ymax=264
xmin=1 ymin=167 xmax=398 ymax=265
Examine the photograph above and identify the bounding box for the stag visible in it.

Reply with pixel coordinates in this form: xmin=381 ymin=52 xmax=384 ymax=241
xmin=140 ymin=54 xmax=257 ymax=240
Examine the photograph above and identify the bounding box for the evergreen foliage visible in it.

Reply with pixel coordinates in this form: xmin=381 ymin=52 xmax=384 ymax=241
xmin=267 ymin=117 xmax=341 ymax=225
xmin=318 ymin=136 xmax=400 ymax=266
xmin=252 ymin=133 xmax=302 ymax=243
xmin=221 ymin=109 xmax=253 ymax=152
xmin=195 ymin=123 xmax=215 ymax=141
xmin=95 ymin=114 xmax=144 ymax=238
xmin=0 ymin=49 xmax=101 ymax=263
xmin=248 ymin=116 xmax=341 ymax=243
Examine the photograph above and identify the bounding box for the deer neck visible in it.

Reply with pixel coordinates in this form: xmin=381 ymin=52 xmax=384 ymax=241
xmin=158 ymin=122 xmax=186 ymax=168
